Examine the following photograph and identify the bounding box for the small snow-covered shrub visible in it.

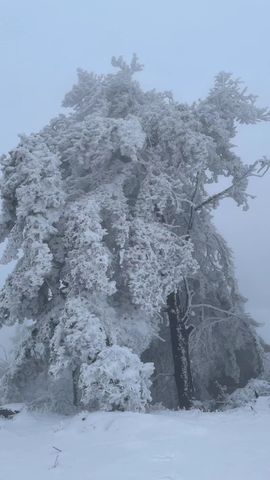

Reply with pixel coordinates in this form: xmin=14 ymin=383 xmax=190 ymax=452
xmin=227 ymin=378 xmax=270 ymax=408
xmin=79 ymin=345 xmax=154 ymax=411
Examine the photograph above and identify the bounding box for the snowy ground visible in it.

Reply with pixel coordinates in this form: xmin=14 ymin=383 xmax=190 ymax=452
xmin=0 ymin=398 xmax=270 ymax=480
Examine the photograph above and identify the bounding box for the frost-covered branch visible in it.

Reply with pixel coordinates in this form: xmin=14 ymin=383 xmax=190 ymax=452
xmin=195 ymin=158 xmax=270 ymax=212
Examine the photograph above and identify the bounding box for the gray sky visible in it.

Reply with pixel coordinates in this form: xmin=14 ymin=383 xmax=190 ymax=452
xmin=0 ymin=0 xmax=270 ymax=341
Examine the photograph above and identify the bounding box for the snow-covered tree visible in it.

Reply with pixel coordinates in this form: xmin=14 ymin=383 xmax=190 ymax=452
xmin=0 ymin=56 xmax=269 ymax=412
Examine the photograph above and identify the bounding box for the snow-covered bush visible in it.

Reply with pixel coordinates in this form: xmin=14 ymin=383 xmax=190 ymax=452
xmin=226 ymin=379 xmax=270 ymax=408
xmin=79 ymin=345 xmax=154 ymax=411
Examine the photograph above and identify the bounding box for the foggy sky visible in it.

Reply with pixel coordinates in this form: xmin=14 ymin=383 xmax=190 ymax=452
xmin=1 ymin=0 xmax=270 ymax=340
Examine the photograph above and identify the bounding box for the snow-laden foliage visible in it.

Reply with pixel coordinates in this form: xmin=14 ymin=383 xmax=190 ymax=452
xmin=123 ymin=220 xmax=197 ymax=314
xmin=0 ymin=135 xmax=65 ymax=325
xmin=226 ymin=378 xmax=270 ymax=409
xmin=79 ymin=345 xmax=154 ymax=411
xmin=0 ymin=55 xmax=268 ymax=412
xmin=188 ymin=222 xmax=264 ymax=401
xmin=49 ymin=297 xmax=107 ymax=378
xmin=63 ymin=198 xmax=116 ymax=296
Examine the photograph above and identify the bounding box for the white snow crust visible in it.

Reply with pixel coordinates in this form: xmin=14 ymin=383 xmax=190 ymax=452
xmin=0 ymin=398 xmax=270 ymax=480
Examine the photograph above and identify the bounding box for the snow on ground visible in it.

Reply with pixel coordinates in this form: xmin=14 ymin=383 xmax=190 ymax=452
xmin=0 ymin=398 xmax=270 ymax=480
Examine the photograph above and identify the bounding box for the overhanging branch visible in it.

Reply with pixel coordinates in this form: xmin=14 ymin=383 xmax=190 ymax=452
xmin=194 ymin=158 xmax=270 ymax=212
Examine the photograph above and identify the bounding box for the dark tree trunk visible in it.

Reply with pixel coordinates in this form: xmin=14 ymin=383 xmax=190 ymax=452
xmin=167 ymin=290 xmax=194 ymax=409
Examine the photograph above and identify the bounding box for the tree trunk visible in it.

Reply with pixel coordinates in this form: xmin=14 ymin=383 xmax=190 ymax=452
xmin=167 ymin=291 xmax=194 ymax=409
